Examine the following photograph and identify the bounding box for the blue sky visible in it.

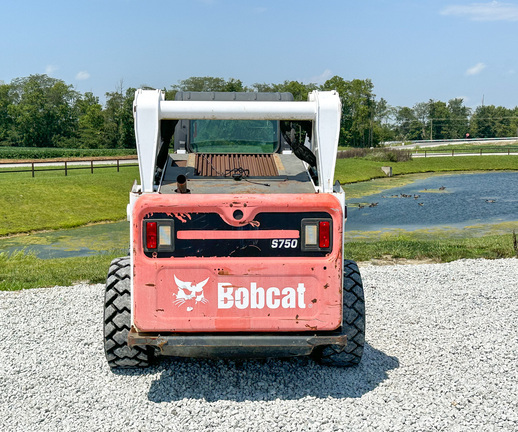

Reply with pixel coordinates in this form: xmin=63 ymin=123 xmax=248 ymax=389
xmin=1 ymin=0 xmax=517 ymax=109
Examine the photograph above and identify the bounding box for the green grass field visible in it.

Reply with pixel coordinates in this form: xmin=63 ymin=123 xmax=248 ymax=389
xmin=0 ymin=251 xmax=121 ymax=291
xmin=0 ymin=165 xmax=139 ymax=236
xmin=0 ymin=155 xmax=517 ymax=290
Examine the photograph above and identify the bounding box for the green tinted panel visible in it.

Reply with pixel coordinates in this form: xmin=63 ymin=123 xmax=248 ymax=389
xmin=189 ymin=120 xmax=278 ymax=153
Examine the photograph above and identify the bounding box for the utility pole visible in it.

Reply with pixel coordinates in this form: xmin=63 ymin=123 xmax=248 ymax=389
xmin=430 ymin=118 xmax=433 ymax=140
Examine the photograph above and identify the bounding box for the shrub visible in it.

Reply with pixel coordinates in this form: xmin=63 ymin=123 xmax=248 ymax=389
xmin=0 ymin=147 xmax=136 ymax=160
xmin=337 ymin=147 xmax=412 ymax=162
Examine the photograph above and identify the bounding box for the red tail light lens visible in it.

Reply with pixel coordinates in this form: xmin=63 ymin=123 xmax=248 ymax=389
xmin=319 ymin=221 xmax=330 ymax=248
xmin=146 ymin=222 xmax=157 ymax=249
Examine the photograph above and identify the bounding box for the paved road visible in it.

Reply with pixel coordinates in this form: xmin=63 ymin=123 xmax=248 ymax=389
xmin=0 ymin=158 xmax=138 ymax=169
xmin=412 ymin=151 xmax=518 ymax=157
xmin=389 ymin=137 xmax=518 ymax=149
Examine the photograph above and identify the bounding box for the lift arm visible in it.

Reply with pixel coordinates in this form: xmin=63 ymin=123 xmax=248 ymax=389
xmin=133 ymin=89 xmax=341 ymax=193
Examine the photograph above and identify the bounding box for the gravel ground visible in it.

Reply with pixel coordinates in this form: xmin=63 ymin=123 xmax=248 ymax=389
xmin=1 ymin=258 xmax=517 ymax=432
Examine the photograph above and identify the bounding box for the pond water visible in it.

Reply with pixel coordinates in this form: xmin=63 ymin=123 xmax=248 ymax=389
xmin=0 ymin=221 xmax=129 ymax=259
xmin=345 ymin=171 xmax=518 ymax=236
xmin=1 ymin=172 xmax=517 ymax=259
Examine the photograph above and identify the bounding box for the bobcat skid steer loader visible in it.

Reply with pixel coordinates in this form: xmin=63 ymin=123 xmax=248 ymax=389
xmin=103 ymin=89 xmax=365 ymax=368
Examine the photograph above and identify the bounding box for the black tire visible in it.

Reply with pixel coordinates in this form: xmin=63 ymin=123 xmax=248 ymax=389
xmin=313 ymin=260 xmax=365 ymax=366
xmin=103 ymin=257 xmax=151 ymax=369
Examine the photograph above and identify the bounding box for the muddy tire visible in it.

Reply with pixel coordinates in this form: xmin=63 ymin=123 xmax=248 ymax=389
xmin=313 ymin=260 xmax=365 ymax=366
xmin=103 ymin=257 xmax=151 ymax=369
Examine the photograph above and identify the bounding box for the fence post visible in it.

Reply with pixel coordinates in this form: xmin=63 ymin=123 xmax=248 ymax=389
xmin=31 ymin=162 xmax=35 ymax=178
xmin=425 ymin=150 xmax=427 ymax=157
xmin=65 ymin=161 xmax=67 ymax=176
xmin=452 ymin=149 xmax=454 ymax=156
xmin=91 ymin=160 xmax=94 ymax=174
xmin=117 ymin=159 xmax=120 ymax=172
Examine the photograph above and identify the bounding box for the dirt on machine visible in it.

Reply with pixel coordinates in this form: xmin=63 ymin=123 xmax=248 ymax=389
xmin=103 ymin=89 xmax=365 ymax=368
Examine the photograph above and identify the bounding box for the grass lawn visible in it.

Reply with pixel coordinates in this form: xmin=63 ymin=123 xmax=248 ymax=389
xmin=0 ymin=165 xmax=139 ymax=236
xmin=344 ymin=233 xmax=517 ymax=263
xmin=0 ymin=251 xmax=121 ymax=291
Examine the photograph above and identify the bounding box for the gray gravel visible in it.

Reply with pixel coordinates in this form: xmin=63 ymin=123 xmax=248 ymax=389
xmin=1 ymin=258 xmax=517 ymax=431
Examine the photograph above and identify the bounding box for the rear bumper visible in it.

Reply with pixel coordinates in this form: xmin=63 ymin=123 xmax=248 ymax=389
xmin=128 ymin=327 xmax=346 ymax=358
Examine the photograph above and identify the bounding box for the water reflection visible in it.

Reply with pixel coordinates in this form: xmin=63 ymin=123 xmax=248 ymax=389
xmin=346 ymin=172 xmax=518 ymax=232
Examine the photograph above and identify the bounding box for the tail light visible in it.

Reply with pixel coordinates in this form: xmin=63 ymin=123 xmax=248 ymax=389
xmin=146 ymin=222 xmax=157 ymax=249
xmin=319 ymin=221 xmax=330 ymax=248
xmin=144 ymin=220 xmax=174 ymax=252
xmin=301 ymin=219 xmax=332 ymax=251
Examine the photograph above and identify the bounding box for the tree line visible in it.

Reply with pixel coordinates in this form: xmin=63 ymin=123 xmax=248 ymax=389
xmin=0 ymin=74 xmax=517 ymax=150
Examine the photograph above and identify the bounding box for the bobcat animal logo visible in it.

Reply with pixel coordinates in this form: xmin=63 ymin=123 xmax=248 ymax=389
xmin=173 ymin=275 xmax=209 ymax=312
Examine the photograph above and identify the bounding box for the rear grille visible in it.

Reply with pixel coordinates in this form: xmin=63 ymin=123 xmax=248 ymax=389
xmin=195 ymin=154 xmax=278 ymax=177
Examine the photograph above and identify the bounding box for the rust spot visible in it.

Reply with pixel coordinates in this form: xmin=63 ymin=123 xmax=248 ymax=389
xmin=156 ymin=308 xmax=164 ymax=312
xmin=218 ymin=269 xmax=230 ymax=275
xmin=295 ymin=314 xmax=299 ymax=320
xmin=145 ymin=283 xmax=155 ymax=287
xmin=311 ymin=299 xmax=317 ymax=304
xmin=305 ymin=324 xmax=318 ymax=330
xmin=157 ymin=338 xmax=167 ymax=349
xmin=324 ymin=283 xmax=329 ymax=289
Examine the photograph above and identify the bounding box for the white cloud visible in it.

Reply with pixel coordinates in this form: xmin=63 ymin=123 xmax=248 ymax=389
xmin=76 ymin=71 xmax=91 ymax=81
xmin=455 ymin=96 xmax=470 ymax=103
xmin=310 ymin=69 xmax=333 ymax=84
xmin=466 ymin=62 xmax=486 ymax=75
xmin=441 ymin=1 xmax=518 ymax=21
xmin=45 ymin=65 xmax=59 ymax=75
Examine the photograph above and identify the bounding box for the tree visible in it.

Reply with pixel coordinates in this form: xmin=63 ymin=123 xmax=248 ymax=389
xmin=75 ymin=92 xmax=106 ymax=148
xmin=470 ymin=105 xmax=516 ymax=138
xmin=253 ymin=80 xmax=317 ymax=101
xmin=412 ymin=102 xmax=429 ymax=140
xmin=8 ymin=74 xmax=79 ymax=147
xmin=373 ymin=98 xmax=396 ymax=143
xmin=171 ymin=76 xmax=247 ymax=93
xmin=445 ymin=98 xmax=470 ymax=139
xmin=322 ymin=76 xmax=377 ymax=147
xmin=394 ymin=106 xmax=422 ymax=141
xmin=427 ymin=99 xmax=450 ymax=140
xmin=104 ymin=83 xmax=136 ymax=149
xmin=0 ymin=83 xmax=13 ymax=145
